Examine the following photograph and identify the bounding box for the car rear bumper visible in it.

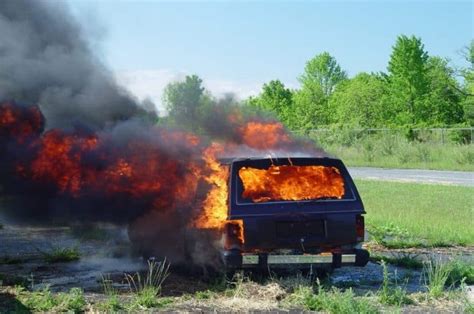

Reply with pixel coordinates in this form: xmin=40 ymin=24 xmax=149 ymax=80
xmin=222 ymin=249 xmax=369 ymax=269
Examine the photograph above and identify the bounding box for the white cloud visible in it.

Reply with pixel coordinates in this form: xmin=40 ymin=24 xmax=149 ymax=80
xmin=115 ymin=69 xmax=264 ymax=114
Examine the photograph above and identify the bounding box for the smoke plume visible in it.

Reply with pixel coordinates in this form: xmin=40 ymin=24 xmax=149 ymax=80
xmin=0 ymin=0 xmax=325 ymax=267
xmin=0 ymin=0 xmax=149 ymax=130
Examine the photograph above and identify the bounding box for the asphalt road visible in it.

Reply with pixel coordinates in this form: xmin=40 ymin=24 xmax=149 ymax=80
xmin=347 ymin=167 xmax=474 ymax=187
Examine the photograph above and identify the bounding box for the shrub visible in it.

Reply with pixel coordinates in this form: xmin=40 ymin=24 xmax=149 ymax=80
xmin=41 ymin=247 xmax=80 ymax=263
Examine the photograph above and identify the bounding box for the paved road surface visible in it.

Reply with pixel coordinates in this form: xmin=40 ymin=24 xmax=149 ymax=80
xmin=347 ymin=167 xmax=474 ymax=187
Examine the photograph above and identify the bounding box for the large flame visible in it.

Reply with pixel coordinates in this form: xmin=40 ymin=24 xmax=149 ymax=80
xmin=0 ymin=101 xmax=319 ymax=251
xmin=238 ymin=165 xmax=344 ymax=203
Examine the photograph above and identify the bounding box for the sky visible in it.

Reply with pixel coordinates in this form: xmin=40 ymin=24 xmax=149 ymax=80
xmin=68 ymin=0 xmax=473 ymax=111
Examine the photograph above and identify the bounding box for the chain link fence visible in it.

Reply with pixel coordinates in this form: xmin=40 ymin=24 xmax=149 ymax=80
xmin=293 ymin=128 xmax=474 ymax=145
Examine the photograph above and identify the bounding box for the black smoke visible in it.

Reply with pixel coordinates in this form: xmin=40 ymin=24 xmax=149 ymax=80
xmin=0 ymin=0 xmax=151 ymax=131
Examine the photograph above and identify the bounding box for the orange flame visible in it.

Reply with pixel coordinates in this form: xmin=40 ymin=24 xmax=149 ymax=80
xmin=239 ymin=121 xmax=292 ymax=150
xmin=238 ymin=165 xmax=344 ymax=203
xmin=194 ymin=142 xmax=229 ymax=230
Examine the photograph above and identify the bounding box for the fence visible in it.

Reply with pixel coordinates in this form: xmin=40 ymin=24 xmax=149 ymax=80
xmin=292 ymin=127 xmax=474 ymax=145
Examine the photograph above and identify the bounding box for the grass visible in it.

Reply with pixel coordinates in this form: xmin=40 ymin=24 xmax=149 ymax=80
xmin=423 ymin=259 xmax=453 ymax=298
xmin=422 ymin=258 xmax=474 ymax=299
xmin=284 ymin=282 xmax=378 ymax=313
xmin=370 ymin=254 xmax=423 ymax=269
xmin=99 ymin=274 xmax=122 ymax=311
xmin=40 ymin=246 xmax=80 ymax=263
xmin=317 ymin=132 xmax=474 ymax=171
xmin=378 ymin=261 xmax=412 ymax=306
xmin=357 ymin=180 xmax=474 ymax=247
xmin=14 ymin=286 xmax=86 ymax=313
xmin=125 ymin=259 xmax=170 ymax=310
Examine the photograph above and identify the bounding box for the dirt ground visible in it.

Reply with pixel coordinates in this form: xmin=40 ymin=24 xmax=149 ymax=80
xmin=0 ymin=224 xmax=472 ymax=312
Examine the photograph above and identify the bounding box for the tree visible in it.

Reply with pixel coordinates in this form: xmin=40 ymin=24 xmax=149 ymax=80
xmin=387 ymin=35 xmax=429 ymax=124
xmin=162 ymin=74 xmax=209 ymax=130
xmin=329 ymin=73 xmax=389 ymax=127
xmin=247 ymin=80 xmax=295 ymax=125
xmin=299 ymin=52 xmax=347 ymax=98
xmin=295 ymin=52 xmax=347 ymax=127
xmin=460 ymin=40 xmax=474 ymax=125
xmin=424 ymin=57 xmax=463 ymax=125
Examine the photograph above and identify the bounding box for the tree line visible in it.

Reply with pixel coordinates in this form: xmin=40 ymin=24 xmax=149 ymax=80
xmin=162 ymin=35 xmax=474 ymax=132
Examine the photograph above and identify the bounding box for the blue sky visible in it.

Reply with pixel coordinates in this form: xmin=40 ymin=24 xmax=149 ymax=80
xmin=69 ymin=0 xmax=473 ymax=109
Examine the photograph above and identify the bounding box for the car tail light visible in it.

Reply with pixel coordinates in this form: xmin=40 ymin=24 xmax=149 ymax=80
xmin=355 ymin=214 xmax=365 ymax=242
xmin=224 ymin=220 xmax=244 ymax=250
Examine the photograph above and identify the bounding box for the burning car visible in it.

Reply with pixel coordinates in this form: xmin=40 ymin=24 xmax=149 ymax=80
xmin=220 ymin=156 xmax=369 ymax=271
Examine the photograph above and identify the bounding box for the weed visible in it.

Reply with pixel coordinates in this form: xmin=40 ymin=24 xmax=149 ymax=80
xmin=370 ymin=253 xmax=423 ymax=269
xmin=55 ymin=287 xmax=86 ymax=313
xmin=16 ymin=286 xmax=86 ymax=313
xmin=285 ymin=280 xmax=378 ymax=314
xmin=378 ymin=261 xmax=412 ymax=306
xmin=40 ymin=246 xmax=80 ymax=263
xmin=455 ymin=145 xmax=474 ymax=165
xmin=446 ymin=259 xmax=474 ymax=286
xmin=16 ymin=286 xmax=57 ymax=311
xmin=423 ymin=259 xmax=451 ymax=298
xmin=125 ymin=258 xmax=170 ymax=309
xmin=99 ymin=274 xmax=122 ymax=311
xmin=195 ymin=289 xmax=214 ymax=300
xmin=368 ymin=223 xmax=425 ymax=248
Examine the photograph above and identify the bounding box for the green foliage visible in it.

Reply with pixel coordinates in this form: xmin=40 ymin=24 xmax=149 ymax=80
xmin=294 ymin=52 xmax=347 ymax=127
xmin=370 ymin=254 xmax=423 ymax=270
xmin=99 ymin=274 xmax=123 ymax=311
xmin=285 ymin=283 xmax=378 ymax=314
xmin=445 ymin=260 xmax=474 ymax=286
xmin=299 ymin=52 xmax=347 ymax=98
xmin=243 ymin=36 xmax=472 ymax=130
xmin=424 ymin=57 xmax=464 ymax=124
xmin=125 ymin=259 xmax=170 ymax=309
xmin=41 ymin=246 xmax=80 ymax=263
xmin=162 ymin=74 xmax=212 ymax=131
xmin=423 ymin=259 xmax=452 ymax=298
xmin=388 ymin=35 xmax=429 ymax=124
xmin=248 ymin=80 xmax=294 ymax=121
xmin=329 ymin=73 xmax=389 ymax=127
xmin=321 ymin=130 xmax=474 ymax=171
xmin=378 ymin=262 xmax=412 ymax=306
xmin=15 ymin=286 xmax=86 ymax=313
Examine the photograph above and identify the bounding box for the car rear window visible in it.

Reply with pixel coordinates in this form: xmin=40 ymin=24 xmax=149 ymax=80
xmin=237 ymin=164 xmax=345 ymax=204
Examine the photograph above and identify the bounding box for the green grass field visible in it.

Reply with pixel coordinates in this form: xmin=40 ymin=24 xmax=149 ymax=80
xmin=326 ymin=143 xmax=474 ymax=171
xmin=356 ymin=180 xmax=474 ymax=247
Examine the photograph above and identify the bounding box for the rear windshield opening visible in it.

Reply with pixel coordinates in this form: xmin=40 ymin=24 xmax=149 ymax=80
xmin=238 ymin=164 xmax=345 ymax=204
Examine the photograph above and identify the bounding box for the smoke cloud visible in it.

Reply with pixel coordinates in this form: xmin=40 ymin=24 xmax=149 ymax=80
xmin=0 ymin=0 xmax=150 ymax=130
xmin=0 ymin=1 xmax=325 ymax=268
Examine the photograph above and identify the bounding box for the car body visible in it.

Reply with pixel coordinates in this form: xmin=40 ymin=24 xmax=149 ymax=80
xmin=221 ymin=156 xmax=369 ymax=270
